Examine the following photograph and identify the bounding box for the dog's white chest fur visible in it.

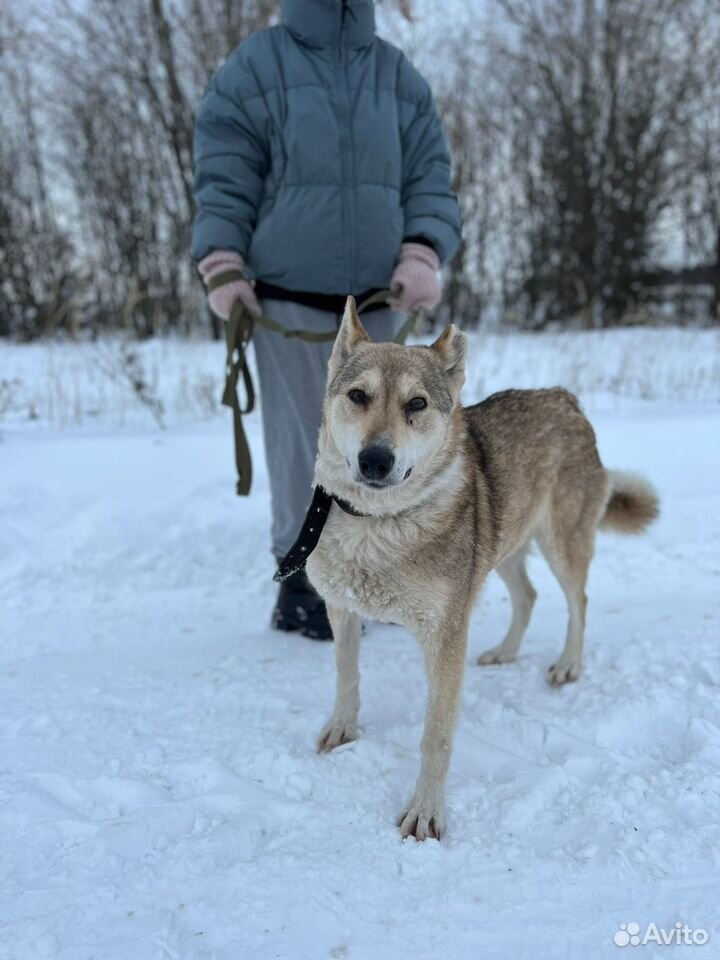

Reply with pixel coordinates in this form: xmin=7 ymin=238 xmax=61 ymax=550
xmin=306 ymin=509 xmax=412 ymax=623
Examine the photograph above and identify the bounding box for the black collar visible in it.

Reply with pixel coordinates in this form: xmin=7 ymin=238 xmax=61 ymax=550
xmin=331 ymin=493 xmax=365 ymax=517
xmin=273 ymin=485 xmax=365 ymax=582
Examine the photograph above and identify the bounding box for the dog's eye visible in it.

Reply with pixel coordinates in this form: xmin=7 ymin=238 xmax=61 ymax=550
xmin=348 ymin=389 xmax=368 ymax=405
xmin=406 ymin=397 xmax=427 ymax=413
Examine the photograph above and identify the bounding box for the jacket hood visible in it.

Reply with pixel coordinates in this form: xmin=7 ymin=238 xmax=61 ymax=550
xmin=282 ymin=0 xmax=376 ymax=48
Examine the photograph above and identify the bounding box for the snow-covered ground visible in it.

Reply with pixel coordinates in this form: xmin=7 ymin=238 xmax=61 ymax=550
xmin=1 ymin=329 xmax=719 ymax=959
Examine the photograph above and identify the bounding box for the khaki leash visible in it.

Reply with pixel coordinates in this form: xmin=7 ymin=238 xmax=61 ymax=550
xmin=206 ymin=269 xmax=419 ymax=495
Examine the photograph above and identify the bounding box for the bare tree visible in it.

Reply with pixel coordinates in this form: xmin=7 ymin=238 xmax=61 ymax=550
xmin=0 ymin=6 xmax=75 ymax=339
xmin=394 ymin=5 xmax=508 ymax=331
xmin=489 ymin=0 xmax=719 ymax=327
xmin=432 ymin=29 xmax=499 ymax=329
xmin=678 ymin=41 xmax=720 ymax=322
xmin=34 ymin=0 xmax=277 ymax=337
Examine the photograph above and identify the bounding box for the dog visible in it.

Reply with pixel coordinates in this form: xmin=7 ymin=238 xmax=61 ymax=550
xmin=303 ymin=296 xmax=659 ymax=841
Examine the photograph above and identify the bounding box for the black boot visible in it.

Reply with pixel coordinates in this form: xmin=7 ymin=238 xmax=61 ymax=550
xmin=271 ymin=568 xmax=333 ymax=641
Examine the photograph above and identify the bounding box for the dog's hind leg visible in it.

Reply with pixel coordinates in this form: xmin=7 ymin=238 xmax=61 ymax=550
xmin=477 ymin=544 xmax=536 ymax=667
xmin=317 ymin=606 xmax=362 ymax=751
xmin=398 ymin=615 xmax=469 ymax=841
xmin=536 ymin=522 xmax=593 ymax=686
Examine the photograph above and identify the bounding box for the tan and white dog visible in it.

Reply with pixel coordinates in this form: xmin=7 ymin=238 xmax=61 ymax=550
xmin=305 ymin=297 xmax=659 ymax=841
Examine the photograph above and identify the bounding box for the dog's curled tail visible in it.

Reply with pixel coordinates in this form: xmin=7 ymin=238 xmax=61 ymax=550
xmin=599 ymin=470 xmax=659 ymax=534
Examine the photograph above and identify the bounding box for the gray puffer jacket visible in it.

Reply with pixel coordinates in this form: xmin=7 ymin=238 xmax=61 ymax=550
xmin=192 ymin=0 xmax=461 ymax=296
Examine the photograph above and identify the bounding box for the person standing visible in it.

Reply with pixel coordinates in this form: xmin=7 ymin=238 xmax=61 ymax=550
xmin=192 ymin=0 xmax=461 ymax=639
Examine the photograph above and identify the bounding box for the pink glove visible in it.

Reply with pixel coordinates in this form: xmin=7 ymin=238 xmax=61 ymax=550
xmin=389 ymin=242 xmax=441 ymax=312
xmin=198 ymin=250 xmax=261 ymax=320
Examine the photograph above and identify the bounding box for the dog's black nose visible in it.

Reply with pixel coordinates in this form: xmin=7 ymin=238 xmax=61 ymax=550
xmin=358 ymin=444 xmax=395 ymax=482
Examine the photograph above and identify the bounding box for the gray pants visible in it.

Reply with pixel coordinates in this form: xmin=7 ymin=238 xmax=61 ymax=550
xmin=253 ymin=298 xmax=404 ymax=559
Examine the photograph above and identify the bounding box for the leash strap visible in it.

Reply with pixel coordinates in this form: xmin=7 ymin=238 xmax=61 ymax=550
xmin=207 ymin=269 xmax=419 ymax=496
xmin=220 ymin=290 xmax=255 ymax=495
xmin=392 ymin=310 xmax=420 ymax=346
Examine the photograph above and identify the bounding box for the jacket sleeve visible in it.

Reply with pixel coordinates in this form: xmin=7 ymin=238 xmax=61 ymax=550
xmin=191 ymin=44 xmax=269 ymax=263
xmin=398 ymin=59 xmax=462 ymax=266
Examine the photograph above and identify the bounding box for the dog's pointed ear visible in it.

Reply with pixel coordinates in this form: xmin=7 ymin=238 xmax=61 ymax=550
xmin=431 ymin=324 xmax=467 ymax=399
xmin=328 ymin=296 xmax=370 ymax=377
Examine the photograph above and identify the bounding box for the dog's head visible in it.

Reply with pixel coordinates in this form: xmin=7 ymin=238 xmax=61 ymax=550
xmin=316 ymin=296 xmax=468 ymax=511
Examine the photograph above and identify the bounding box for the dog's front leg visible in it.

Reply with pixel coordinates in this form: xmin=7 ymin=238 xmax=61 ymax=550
xmin=398 ymin=619 xmax=468 ymax=841
xmin=317 ymin=605 xmax=362 ymax=752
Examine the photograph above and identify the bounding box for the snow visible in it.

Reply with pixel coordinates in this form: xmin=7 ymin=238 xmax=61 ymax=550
xmin=1 ymin=329 xmax=719 ymax=959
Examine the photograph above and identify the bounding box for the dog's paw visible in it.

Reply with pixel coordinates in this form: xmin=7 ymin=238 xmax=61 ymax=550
xmin=397 ymin=792 xmax=445 ymax=841
xmin=547 ymin=654 xmax=581 ymax=686
xmin=317 ymin=715 xmax=358 ymax=753
xmin=477 ymin=643 xmax=517 ymax=666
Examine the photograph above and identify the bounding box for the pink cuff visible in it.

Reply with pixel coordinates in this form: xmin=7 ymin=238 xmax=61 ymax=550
xmin=198 ymin=250 xmax=246 ymax=283
xmin=397 ymin=241 xmax=440 ymax=271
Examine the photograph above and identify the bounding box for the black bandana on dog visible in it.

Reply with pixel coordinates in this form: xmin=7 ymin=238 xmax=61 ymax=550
xmin=273 ymin=485 xmax=365 ymax=582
